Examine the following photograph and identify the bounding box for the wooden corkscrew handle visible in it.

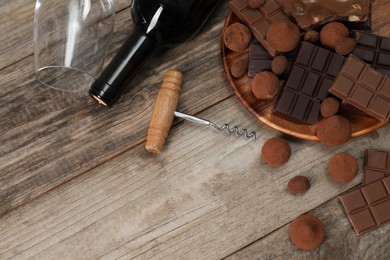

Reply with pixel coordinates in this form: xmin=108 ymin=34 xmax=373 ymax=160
xmin=145 ymin=70 xmax=183 ymax=153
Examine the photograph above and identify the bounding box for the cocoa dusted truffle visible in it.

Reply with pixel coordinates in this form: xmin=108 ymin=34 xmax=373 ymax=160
xmin=271 ymin=55 xmax=288 ymax=76
xmin=288 ymin=176 xmax=311 ymax=194
xmin=320 ymin=22 xmax=349 ymax=49
xmin=320 ymin=97 xmax=340 ymax=118
xmin=251 ymin=71 xmax=280 ymax=99
xmin=335 ymin=37 xmax=356 ymax=56
xmin=261 ymin=137 xmax=291 ymax=167
xmin=230 ymin=55 xmax=248 ymax=78
xmin=248 ymin=0 xmax=265 ymax=8
xmin=224 ymin=23 xmax=251 ymax=52
xmin=328 ymin=152 xmax=358 ymax=183
xmin=304 ymin=30 xmax=319 ymax=43
xmin=267 ymin=20 xmax=301 ymax=52
xmin=316 ymin=115 xmax=352 ymax=146
xmin=289 ymin=214 xmax=326 ymax=251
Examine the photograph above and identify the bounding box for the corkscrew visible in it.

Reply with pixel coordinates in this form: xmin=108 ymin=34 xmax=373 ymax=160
xmin=173 ymin=111 xmax=257 ymax=140
xmin=145 ymin=70 xmax=257 ymax=153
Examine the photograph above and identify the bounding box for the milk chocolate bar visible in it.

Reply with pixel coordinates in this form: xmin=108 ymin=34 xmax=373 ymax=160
xmin=273 ymin=42 xmax=345 ymax=124
xmin=229 ymin=0 xmax=289 ymax=56
xmin=279 ymin=0 xmax=370 ymax=30
xmin=363 ymin=150 xmax=390 ymax=185
xmin=339 ymin=176 xmax=390 ymax=235
xmin=329 ymin=55 xmax=390 ymax=122
xmin=352 ymin=31 xmax=390 ymax=76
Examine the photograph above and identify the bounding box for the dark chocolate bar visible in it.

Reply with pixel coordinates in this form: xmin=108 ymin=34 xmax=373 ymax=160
xmin=363 ymin=150 xmax=390 ymax=185
xmin=273 ymin=42 xmax=345 ymax=124
xmin=329 ymin=55 xmax=390 ymax=122
xmin=248 ymin=39 xmax=296 ymax=78
xmin=339 ymin=176 xmax=390 ymax=235
xmin=352 ymin=31 xmax=390 ymax=76
xmin=279 ymin=0 xmax=370 ymax=30
xmin=229 ymin=0 xmax=289 ymax=56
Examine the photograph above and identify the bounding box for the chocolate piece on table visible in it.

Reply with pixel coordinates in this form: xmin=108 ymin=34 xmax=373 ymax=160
xmin=248 ymin=39 xmax=296 ymax=78
xmin=352 ymin=31 xmax=390 ymax=76
xmin=329 ymin=55 xmax=390 ymax=122
xmin=339 ymin=176 xmax=390 ymax=235
xmin=273 ymin=42 xmax=345 ymax=124
xmin=229 ymin=0 xmax=289 ymax=56
xmin=363 ymin=150 xmax=390 ymax=185
xmin=279 ymin=0 xmax=370 ymax=30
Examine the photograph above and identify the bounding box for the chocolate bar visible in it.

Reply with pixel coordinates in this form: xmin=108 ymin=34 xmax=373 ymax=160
xmin=329 ymin=55 xmax=390 ymax=122
xmin=279 ymin=0 xmax=370 ymax=30
xmin=248 ymin=39 xmax=296 ymax=78
xmin=363 ymin=150 xmax=390 ymax=185
xmin=229 ymin=0 xmax=289 ymax=56
xmin=339 ymin=176 xmax=390 ymax=235
xmin=352 ymin=31 xmax=390 ymax=76
xmin=273 ymin=42 xmax=345 ymax=124
xmin=344 ymin=4 xmax=372 ymax=32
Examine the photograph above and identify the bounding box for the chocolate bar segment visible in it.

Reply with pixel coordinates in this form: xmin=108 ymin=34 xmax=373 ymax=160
xmin=279 ymin=0 xmax=370 ymax=30
xmin=248 ymin=39 xmax=296 ymax=77
xmin=339 ymin=176 xmax=390 ymax=235
xmin=363 ymin=150 xmax=390 ymax=185
xmin=329 ymin=55 xmax=390 ymax=122
xmin=352 ymin=31 xmax=390 ymax=76
xmin=273 ymin=42 xmax=345 ymax=124
xmin=229 ymin=0 xmax=289 ymax=56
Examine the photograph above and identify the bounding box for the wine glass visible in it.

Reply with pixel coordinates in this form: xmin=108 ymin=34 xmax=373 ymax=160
xmin=34 ymin=0 xmax=116 ymax=92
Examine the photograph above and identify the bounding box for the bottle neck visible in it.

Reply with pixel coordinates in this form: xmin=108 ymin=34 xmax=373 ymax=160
xmin=89 ymin=26 xmax=158 ymax=107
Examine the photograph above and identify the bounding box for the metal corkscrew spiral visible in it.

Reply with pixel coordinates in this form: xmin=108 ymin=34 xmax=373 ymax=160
xmin=174 ymin=111 xmax=257 ymax=140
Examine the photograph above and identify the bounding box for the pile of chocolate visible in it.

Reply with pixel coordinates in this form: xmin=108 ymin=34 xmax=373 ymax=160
xmin=224 ymin=0 xmax=390 ymax=251
xmin=224 ymin=0 xmax=389 ymax=147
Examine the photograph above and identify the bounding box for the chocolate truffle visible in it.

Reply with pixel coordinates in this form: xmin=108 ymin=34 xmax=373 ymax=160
xmin=251 ymin=71 xmax=280 ymax=99
xmin=271 ymin=55 xmax=288 ymax=76
xmin=267 ymin=20 xmax=301 ymax=52
xmin=304 ymin=30 xmax=319 ymax=43
xmin=224 ymin=23 xmax=251 ymax=52
xmin=288 ymin=176 xmax=311 ymax=194
xmin=335 ymin=37 xmax=356 ymax=56
xmin=231 ymin=55 xmax=248 ymax=78
xmin=328 ymin=152 xmax=358 ymax=183
xmin=261 ymin=137 xmax=291 ymax=167
xmin=320 ymin=97 xmax=340 ymax=118
xmin=248 ymin=0 xmax=265 ymax=8
xmin=320 ymin=22 xmax=349 ymax=49
xmin=316 ymin=115 xmax=352 ymax=146
xmin=289 ymin=214 xmax=326 ymax=251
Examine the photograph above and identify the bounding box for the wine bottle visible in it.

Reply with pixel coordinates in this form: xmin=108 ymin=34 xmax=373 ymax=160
xmin=89 ymin=0 xmax=222 ymax=107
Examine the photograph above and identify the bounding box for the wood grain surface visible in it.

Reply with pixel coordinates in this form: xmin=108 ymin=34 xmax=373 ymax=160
xmin=0 ymin=0 xmax=389 ymax=259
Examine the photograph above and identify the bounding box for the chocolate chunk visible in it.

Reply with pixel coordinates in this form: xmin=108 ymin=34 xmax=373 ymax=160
xmin=248 ymin=39 xmax=296 ymax=78
xmin=273 ymin=42 xmax=345 ymax=124
xmin=329 ymin=55 xmax=390 ymax=122
xmin=363 ymin=150 xmax=390 ymax=185
xmin=352 ymin=31 xmax=390 ymax=76
xmin=229 ymin=0 xmax=290 ymax=56
xmin=339 ymin=176 xmax=390 ymax=235
xmin=279 ymin=0 xmax=370 ymax=30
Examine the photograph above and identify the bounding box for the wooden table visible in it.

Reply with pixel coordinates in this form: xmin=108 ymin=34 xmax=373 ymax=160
xmin=1 ymin=1 xmax=389 ymax=259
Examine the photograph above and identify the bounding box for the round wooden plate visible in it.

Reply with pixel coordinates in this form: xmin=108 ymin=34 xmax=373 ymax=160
xmin=221 ymin=11 xmax=386 ymax=141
